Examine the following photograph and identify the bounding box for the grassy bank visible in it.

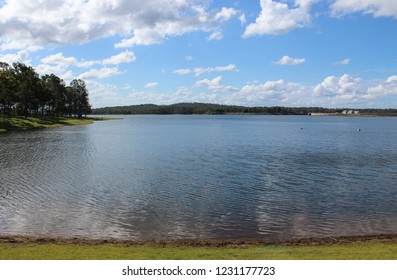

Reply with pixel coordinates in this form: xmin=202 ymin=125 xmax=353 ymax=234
xmin=0 ymin=116 xmax=113 ymax=132
xmin=1 ymin=235 xmax=397 ymax=260
xmin=1 ymin=242 xmax=396 ymax=260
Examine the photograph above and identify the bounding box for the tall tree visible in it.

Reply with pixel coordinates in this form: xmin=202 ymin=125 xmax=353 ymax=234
xmin=42 ymin=74 xmax=67 ymax=116
xmin=69 ymin=79 xmax=91 ymax=118
xmin=0 ymin=62 xmax=17 ymax=116
xmin=12 ymin=62 xmax=42 ymax=117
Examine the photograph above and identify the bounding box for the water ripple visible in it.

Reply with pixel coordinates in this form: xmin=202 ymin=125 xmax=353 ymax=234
xmin=1 ymin=116 xmax=397 ymax=239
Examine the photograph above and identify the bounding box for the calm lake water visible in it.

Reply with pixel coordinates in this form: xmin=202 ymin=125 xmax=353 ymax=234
xmin=1 ymin=115 xmax=397 ymax=240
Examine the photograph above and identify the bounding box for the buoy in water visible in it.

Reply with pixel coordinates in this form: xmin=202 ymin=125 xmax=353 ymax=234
xmin=357 ymin=128 xmax=361 ymax=132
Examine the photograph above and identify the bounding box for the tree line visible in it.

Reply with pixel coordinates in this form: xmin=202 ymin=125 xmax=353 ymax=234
xmin=92 ymin=103 xmax=320 ymax=115
xmin=92 ymin=103 xmax=326 ymax=115
xmin=0 ymin=62 xmax=91 ymax=118
xmin=91 ymin=102 xmax=397 ymax=116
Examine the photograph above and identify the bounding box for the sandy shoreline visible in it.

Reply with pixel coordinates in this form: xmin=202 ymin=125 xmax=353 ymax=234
xmin=1 ymin=234 xmax=397 ymax=247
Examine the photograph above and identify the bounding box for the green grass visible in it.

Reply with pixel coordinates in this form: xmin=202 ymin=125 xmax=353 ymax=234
xmin=0 ymin=116 xmax=108 ymax=132
xmin=1 ymin=242 xmax=396 ymax=260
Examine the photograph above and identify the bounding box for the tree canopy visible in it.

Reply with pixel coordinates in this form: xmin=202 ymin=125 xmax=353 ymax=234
xmin=0 ymin=62 xmax=91 ymax=118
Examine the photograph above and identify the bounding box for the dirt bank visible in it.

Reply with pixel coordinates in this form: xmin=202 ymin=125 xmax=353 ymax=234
xmin=1 ymin=234 xmax=397 ymax=247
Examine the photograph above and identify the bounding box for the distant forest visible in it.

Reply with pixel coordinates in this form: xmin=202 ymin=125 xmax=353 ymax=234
xmin=0 ymin=62 xmax=91 ymax=118
xmin=92 ymin=103 xmax=397 ymax=116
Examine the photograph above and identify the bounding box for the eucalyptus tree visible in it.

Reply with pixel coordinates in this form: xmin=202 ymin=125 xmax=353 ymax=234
xmin=12 ymin=62 xmax=43 ymax=117
xmin=69 ymin=79 xmax=91 ymax=118
xmin=42 ymin=74 xmax=67 ymax=116
xmin=0 ymin=62 xmax=17 ymax=116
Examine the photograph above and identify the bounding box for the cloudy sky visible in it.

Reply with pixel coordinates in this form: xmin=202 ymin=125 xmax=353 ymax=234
xmin=1 ymin=0 xmax=397 ymax=108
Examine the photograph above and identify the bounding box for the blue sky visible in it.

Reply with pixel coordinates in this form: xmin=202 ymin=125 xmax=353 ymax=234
xmin=1 ymin=0 xmax=397 ymax=109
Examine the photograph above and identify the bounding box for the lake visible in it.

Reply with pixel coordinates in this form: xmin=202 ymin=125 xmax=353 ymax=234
xmin=1 ymin=115 xmax=397 ymax=240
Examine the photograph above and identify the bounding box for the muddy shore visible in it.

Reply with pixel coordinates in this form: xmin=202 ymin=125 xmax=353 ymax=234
xmin=1 ymin=234 xmax=397 ymax=247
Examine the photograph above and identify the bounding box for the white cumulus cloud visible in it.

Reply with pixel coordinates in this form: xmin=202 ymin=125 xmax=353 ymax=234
xmin=40 ymin=51 xmax=136 ymax=69
xmin=215 ymin=7 xmax=239 ymax=22
xmin=195 ymin=76 xmax=238 ymax=92
xmin=0 ymin=0 xmax=240 ymax=50
xmin=112 ymin=2 xmax=240 ymax=48
xmin=102 ymin=50 xmax=136 ymax=65
xmin=275 ymin=55 xmax=306 ymax=65
xmin=145 ymin=82 xmax=159 ymax=88
xmin=207 ymin=31 xmax=224 ymax=41
xmin=314 ymin=74 xmax=364 ymax=97
xmin=331 ymin=0 xmax=397 ymax=19
xmin=79 ymin=67 xmax=122 ymax=80
xmin=0 ymin=50 xmax=30 ymax=65
xmin=334 ymin=58 xmax=351 ymax=65
xmin=243 ymin=0 xmax=315 ymax=37
xmin=173 ymin=64 xmax=238 ymax=76
xmin=312 ymin=74 xmax=389 ymax=106
xmin=41 ymin=52 xmax=76 ymax=66
xmin=174 ymin=68 xmax=192 ymax=75
xmin=194 ymin=64 xmax=238 ymax=76
xmin=367 ymin=75 xmax=397 ymax=96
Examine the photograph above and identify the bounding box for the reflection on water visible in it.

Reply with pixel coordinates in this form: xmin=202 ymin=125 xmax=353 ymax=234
xmin=1 ymin=115 xmax=397 ymax=240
